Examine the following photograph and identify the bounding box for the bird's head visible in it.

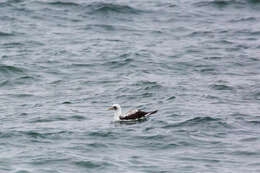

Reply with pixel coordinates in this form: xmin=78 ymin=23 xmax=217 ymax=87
xmin=107 ymin=104 xmax=121 ymax=111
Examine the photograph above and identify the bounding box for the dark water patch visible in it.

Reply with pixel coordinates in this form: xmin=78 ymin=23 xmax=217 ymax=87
xmin=74 ymin=160 xmax=100 ymax=168
xmin=144 ymin=84 xmax=161 ymax=91
xmin=249 ymin=57 xmax=260 ymax=62
xmin=86 ymin=24 xmax=116 ymax=31
xmin=142 ymin=92 xmax=153 ymax=97
xmin=3 ymin=42 xmax=24 ymax=48
xmin=45 ymin=1 xmax=80 ymax=7
xmin=134 ymin=80 xmax=162 ymax=91
xmin=0 ymin=80 xmax=11 ymax=88
xmin=24 ymin=131 xmax=47 ymax=139
xmin=0 ymin=65 xmax=25 ymax=78
xmin=88 ymin=131 xmax=116 ymax=138
xmin=230 ymin=17 xmax=257 ymax=23
xmin=5 ymin=0 xmax=24 ymax=4
xmin=87 ymin=142 xmax=107 ymax=148
xmin=13 ymin=93 xmax=34 ymax=98
xmin=30 ymin=158 xmax=70 ymax=166
xmin=237 ymin=30 xmax=260 ymax=36
xmin=245 ymin=120 xmax=260 ymax=125
xmin=105 ymin=58 xmax=133 ymax=68
xmin=219 ymin=40 xmax=234 ymax=45
xmin=62 ymin=101 xmax=72 ymax=104
xmin=232 ymin=150 xmax=259 ymax=156
xmin=199 ymin=67 xmax=217 ymax=74
xmin=0 ymin=31 xmax=15 ymax=37
xmin=194 ymin=64 xmax=219 ymax=74
xmin=188 ymin=31 xmax=213 ymax=37
xmin=135 ymin=80 xmax=158 ymax=86
xmin=70 ymin=115 xmax=87 ymax=120
xmin=87 ymin=2 xmax=142 ymax=15
xmin=210 ymin=84 xmax=234 ymax=91
xmin=15 ymin=170 xmax=31 ymax=173
xmin=248 ymin=0 xmax=260 ymax=4
xmin=240 ymin=137 xmax=259 ymax=142
xmin=73 ymin=160 xmax=114 ymax=169
xmin=69 ymin=63 xmax=95 ymax=68
xmin=0 ymin=131 xmax=19 ymax=139
xmin=230 ymin=113 xmax=250 ymax=119
xmin=204 ymin=56 xmax=223 ymax=60
xmin=0 ymin=75 xmax=36 ymax=88
xmin=23 ymin=130 xmax=70 ymax=139
xmin=204 ymin=94 xmax=220 ymax=100
xmin=178 ymin=156 xmax=221 ymax=164
xmin=253 ymin=91 xmax=260 ymax=100
xmin=159 ymin=143 xmax=179 ymax=150
xmin=18 ymin=75 xmax=37 ymax=85
xmin=194 ymin=0 xmax=245 ymax=8
xmin=242 ymin=90 xmax=260 ymax=101
xmin=167 ymin=96 xmax=176 ymax=100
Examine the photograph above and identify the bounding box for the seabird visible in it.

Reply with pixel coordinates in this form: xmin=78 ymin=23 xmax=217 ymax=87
xmin=107 ymin=104 xmax=158 ymax=121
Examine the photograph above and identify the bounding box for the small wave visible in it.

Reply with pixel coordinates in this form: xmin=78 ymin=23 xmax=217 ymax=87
xmin=194 ymin=0 xmax=245 ymax=8
xmin=88 ymin=131 xmax=116 ymax=138
xmin=167 ymin=96 xmax=176 ymax=100
xmin=163 ymin=117 xmax=230 ymax=129
xmin=46 ymin=1 xmax=80 ymax=7
xmin=15 ymin=170 xmax=31 ymax=173
xmin=0 ymin=80 xmax=10 ymax=87
xmin=87 ymin=2 xmax=142 ymax=15
xmin=232 ymin=150 xmax=258 ymax=156
xmin=199 ymin=68 xmax=217 ymax=74
xmin=73 ymin=160 xmax=114 ymax=169
xmin=6 ymin=0 xmax=24 ymax=3
xmin=23 ymin=130 xmax=69 ymax=139
xmin=87 ymin=142 xmax=107 ymax=148
xmin=210 ymin=84 xmax=233 ymax=91
xmin=230 ymin=17 xmax=256 ymax=23
xmin=253 ymin=91 xmax=260 ymax=100
xmin=245 ymin=120 xmax=260 ymax=125
xmin=73 ymin=160 xmax=101 ymax=168
xmin=204 ymin=56 xmax=223 ymax=60
xmin=105 ymin=58 xmax=133 ymax=68
xmin=134 ymin=80 xmax=162 ymax=91
xmin=87 ymin=24 xmax=116 ymax=31
xmin=70 ymin=115 xmax=86 ymax=120
xmin=29 ymin=117 xmax=67 ymax=123
xmin=248 ymin=0 xmax=260 ymax=4
xmin=0 ymin=75 xmax=35 ymax=88
xmin=24 ymin=131 xmax=47 ymax=139
xmin=0 ymin=31 xmax=14 ymax=37
xmin=0 ymin=65 xmax=25 ymax=77
xmin=62 ymin=101 xmax=72 ymax=104
xmin=188 ymin=31 xmax=212 ymax=37
xmin=3 ymin=42 xmax=24 ymax=48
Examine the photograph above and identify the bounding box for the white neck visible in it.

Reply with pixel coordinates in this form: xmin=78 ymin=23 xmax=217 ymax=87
xmin=113 ymin=107 xmax=122 ymax=121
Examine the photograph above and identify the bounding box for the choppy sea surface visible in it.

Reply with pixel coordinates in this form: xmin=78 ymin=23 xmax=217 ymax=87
xmin=0 ymin=0 xmax=260 ymax=172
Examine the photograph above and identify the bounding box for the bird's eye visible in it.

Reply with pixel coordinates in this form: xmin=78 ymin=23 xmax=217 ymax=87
xmin=113 ymin=106 xmax=117 ymax=110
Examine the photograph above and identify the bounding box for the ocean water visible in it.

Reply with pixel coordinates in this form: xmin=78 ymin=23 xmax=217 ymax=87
xmin=0 ymin=0 xmax=260 ymax=172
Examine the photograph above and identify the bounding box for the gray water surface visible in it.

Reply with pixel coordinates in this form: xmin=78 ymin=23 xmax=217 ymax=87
xmin=0 ymin=0 xmax=260 ymax=172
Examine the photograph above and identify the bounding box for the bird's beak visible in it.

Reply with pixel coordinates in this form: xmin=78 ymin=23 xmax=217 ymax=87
xmin=107 ymin=107 xmax=114 ymax=111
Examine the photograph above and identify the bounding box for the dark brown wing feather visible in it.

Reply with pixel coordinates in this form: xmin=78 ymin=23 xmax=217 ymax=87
xmin=119 ymin=110 xmax=148 ymax=120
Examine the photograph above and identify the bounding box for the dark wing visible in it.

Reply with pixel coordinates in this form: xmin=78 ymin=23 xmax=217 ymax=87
xmin=119 ymin=109 xmax=149 ymax=120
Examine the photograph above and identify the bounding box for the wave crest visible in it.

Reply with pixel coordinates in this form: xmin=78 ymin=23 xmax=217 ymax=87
xmin=87 ymin=2 xmax=142 ymax=15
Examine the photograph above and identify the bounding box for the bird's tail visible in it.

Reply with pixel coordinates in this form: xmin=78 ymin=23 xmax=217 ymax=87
xmin=148 ymin=110 xmax=158 ymax=115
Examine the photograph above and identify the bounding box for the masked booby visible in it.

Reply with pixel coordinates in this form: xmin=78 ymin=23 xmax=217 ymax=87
xmin=107 ymin=104 xmax=158 ymax=121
